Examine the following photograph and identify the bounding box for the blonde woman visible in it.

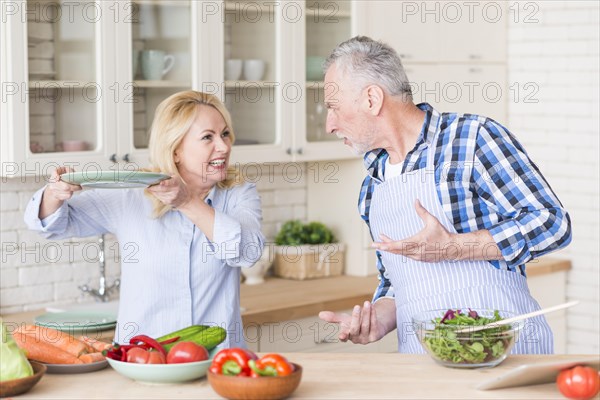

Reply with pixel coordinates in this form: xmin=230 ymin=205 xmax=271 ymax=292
xmin=24 ymin=91 xmax=265 ymax=348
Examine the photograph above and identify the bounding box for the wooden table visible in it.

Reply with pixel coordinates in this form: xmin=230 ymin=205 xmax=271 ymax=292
xmin=16 ymin=353 xmax=596 ymax=399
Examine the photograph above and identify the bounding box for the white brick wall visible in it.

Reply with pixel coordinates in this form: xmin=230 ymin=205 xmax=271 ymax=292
xmin=508 ymin=1 xmax=600 ymax=354
xmin=0 ymin=163 xmax=307 ymax=313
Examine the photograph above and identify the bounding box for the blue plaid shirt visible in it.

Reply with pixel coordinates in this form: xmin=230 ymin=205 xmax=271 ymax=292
xmin=361 ymin=103 xmax=572 ymax=302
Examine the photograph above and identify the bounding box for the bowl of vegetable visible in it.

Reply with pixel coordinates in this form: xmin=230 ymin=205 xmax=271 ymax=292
xmin=0 ymin=361 xmax=46 ymax=397
xmin=106 ymin=346 xmax=217 ymax=384
xmin=104 ymin=326 xmax=227 ymax=384
xmin=207 ymin=349 xmax=302 ymax=400
xmin=412 ymin=308 xmax=520 ymax=369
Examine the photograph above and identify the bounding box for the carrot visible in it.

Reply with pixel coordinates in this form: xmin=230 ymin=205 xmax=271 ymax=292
xmin=79 ymin=352 xmax=106 ymax=364
xmin=13 ymin=332 xmax=83 ymax=364
xmin=15 ymin=325 xmax=88 ymax=357
xmin=79 ymin=336 xmax=112 ymax=352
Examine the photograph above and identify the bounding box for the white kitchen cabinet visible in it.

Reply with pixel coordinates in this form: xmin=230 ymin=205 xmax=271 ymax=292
xmin=1 ymin=0 xmax=370 ymax=176
xmin=404 ymin=64 xmax=508 ymax=122
xmin=1 ymin=0 xmax=196 ymax=173
xmin=193 ymin=0 xmax=370 ymax=165
xmin=438 ymin=1 xmax=507 ymax=63
xmin=361 ymin=1 xmax=509 ymax=126
xmin=250 ymin=311 xmax=397 ymax=353
xmin=527 ymin=272 xmax=568 ymax=354
xmin=365 ymin=1 xmax=507 ymax=64
xmin=363 ymin=1 xmax=440 ymax=63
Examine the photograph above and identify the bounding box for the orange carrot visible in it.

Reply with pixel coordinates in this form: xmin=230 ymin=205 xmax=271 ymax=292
xmin=79 ymin=336 xmax=112 ymax=352
xmin=15 ymin=325 xmax=88 ymax=357
xmin=79 ymin=352 xmax=106 ymax=364
xmin=13 ymin=332 xmax=83 ymax=364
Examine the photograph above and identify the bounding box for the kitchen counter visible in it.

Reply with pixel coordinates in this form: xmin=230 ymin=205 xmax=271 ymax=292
xmin=2 ymin=257 xmax=571 ymax=331
xmin=240 ymin=257 xmax=572 ymax=325
xmin=16 ymin=353 xmax=596 ymax=399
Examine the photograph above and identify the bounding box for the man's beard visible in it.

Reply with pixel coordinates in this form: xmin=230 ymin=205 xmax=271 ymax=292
xmin=336 ymin=131 xmax=375 ymax=155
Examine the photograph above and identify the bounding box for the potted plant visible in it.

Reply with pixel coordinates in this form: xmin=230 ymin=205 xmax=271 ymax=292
xmin=273 ymin=220 xmax=345 ymax=280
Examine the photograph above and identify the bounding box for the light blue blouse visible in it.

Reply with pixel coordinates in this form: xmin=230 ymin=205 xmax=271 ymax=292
xmin=24 ymin=182 xmax=264 ymax=347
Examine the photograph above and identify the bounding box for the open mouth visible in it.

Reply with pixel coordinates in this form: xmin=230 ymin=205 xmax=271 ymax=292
xmin=208 ymin=159 xmax=226 ymax=167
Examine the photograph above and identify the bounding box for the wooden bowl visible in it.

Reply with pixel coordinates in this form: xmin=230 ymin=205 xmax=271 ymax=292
xmin=0 ymin=361 xmax=46 ymax=397
xmin=207 ymin=363 xmax=302 ymax=400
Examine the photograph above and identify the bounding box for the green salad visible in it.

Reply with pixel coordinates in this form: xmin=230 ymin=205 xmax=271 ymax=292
xmin=421 ymin=309 xmax=514 ymax=364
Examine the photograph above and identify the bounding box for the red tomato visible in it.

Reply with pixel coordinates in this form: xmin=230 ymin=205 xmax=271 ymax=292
xmin=166 ymin=342 xmax=209 ymax=364
xmin=557 ymin=366 xmax=600 ymax=400
xmin=126 ymin=347 xmax=166 ymax=364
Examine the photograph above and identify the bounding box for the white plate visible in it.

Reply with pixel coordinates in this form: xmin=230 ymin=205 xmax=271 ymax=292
xmin=60 ymin=171 xmax=170 ymax=189
xmin=42 ymin=359 xmax=108 ymax=374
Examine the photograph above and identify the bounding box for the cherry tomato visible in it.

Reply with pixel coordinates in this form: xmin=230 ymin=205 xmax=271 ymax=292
xmin=126 ymin=347 xmax=166 ymax=364
xmin=557 ymin=366 xmax=600 ymax=400
xmin=166 ymin=342 xmax=209 ymax=364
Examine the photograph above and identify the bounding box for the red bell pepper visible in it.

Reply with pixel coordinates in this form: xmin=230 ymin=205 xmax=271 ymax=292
xmin=103 ymin=336 xmax=179 ymax=362
xmin=249 ymin=353 xmax=294 ymax=377
xmin=209 ymin=348 xmax=258 ymax=376
xmin=129 ymin=334 xmax=167 ymax=358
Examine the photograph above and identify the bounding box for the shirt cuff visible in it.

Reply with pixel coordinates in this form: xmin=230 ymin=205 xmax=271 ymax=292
xmin=210 ymin=210 xmax=242 ymax=260
xmin=373 ymin=295 xmax=395 ymax=304
xmin=25 ymin=186 xmax=68 ymax=231
xmin=489 ymin=219 xmax=529 ymax=267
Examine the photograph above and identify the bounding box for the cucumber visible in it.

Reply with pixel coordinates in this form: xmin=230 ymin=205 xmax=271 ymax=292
xmin=156 ymin=325 xmax=226 ymax=351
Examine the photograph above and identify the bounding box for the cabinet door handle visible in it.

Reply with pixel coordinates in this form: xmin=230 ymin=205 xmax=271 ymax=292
xmin=399 ymin=54 xmax=412 ymax=59
xmin=296 ymin=148 xmax=303 ymax=155
xmin=122 ymin=153 xmax=130 ymax=163
xmin=286 ymin=148 xmax=292 ymax=155
xmin=109 ymin=154 xmax=117 ymax=163
xmin=469 ymin=68 xmax=483 ymax=73
xmin=469 ymin=54 xmax=482 ymax=60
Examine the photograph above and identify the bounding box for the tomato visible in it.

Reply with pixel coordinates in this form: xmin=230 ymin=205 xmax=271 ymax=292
xmin=166 ymin=342 xmax=209 ymax=364
xmin=126 ymin=347 xmax=166 ymax=364
xmin=557 ymin=366 xmax=600 ymax=400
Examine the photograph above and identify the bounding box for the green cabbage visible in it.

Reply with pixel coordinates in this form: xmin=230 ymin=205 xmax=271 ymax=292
xmin=0 ymin=318 xmax=33 ymax=382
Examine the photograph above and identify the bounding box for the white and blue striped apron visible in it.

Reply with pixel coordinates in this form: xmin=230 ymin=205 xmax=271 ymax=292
xmin=368 ymin=129 xmax=553 ymax=354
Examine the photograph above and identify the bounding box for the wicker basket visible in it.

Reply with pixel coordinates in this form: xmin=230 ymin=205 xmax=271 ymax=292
xmin=273 ymin=243 xmax=345 ymax=280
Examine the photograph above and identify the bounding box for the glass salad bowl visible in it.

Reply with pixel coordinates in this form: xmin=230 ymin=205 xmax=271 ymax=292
xmin=412 ymin=308 xmax=521 ymax=369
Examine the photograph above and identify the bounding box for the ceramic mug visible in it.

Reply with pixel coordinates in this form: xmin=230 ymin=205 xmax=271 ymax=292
xmin=225 ymin=59 xmax=243 ymax=80
xmin=243 ymin=59 xmax=266 ymax=81
xmin=141 ymin=50 xmax=175 ymax=80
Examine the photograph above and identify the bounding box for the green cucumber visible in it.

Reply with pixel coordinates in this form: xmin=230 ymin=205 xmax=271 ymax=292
xmin=157 ymin=325 xmax=227 ymax=351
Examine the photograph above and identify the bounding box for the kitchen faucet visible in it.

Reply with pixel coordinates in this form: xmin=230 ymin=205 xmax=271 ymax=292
xmin=79 ymin=235 xmax=120 ymax=302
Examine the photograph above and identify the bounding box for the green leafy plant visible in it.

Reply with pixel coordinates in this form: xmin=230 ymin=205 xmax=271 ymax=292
xmin=275 ymin=220 xmax=336 ymax=246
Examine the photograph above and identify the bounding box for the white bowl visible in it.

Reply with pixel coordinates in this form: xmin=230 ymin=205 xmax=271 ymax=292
xmin=106 ymin=349 xmax=216 ymax=384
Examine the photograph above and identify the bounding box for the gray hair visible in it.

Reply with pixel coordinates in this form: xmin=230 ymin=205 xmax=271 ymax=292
xmin=323 ymin=36 xmax=413 ymax=100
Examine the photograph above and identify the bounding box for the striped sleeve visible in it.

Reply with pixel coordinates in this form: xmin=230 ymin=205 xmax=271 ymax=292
xmin=210 ymin=183 xmax=265 ymax=268
xmin=472 ymin=122 xmax=572 ymax=267
xmin=372 ymin=251 xmax=396 ymax=302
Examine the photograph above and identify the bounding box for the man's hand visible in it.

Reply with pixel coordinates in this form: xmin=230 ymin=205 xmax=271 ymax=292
xmin=319 ymin=300 xmax=394 ymax=344
xmin=147 ymin=175 xmax=191 ymax=209
xmin=371 ymin=199 xmax=502 ymax=262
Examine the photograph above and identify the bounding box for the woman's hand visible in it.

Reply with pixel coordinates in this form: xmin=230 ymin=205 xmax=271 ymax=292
xmin=39 ymin=166 xmax=82 ymax=219
xmin=45 ymin=166 xmax=82 ymax=201
xmin=147 ymin=175 xmax=192 ymax=209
